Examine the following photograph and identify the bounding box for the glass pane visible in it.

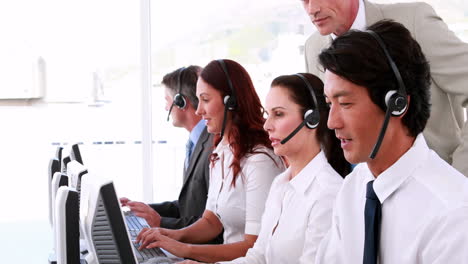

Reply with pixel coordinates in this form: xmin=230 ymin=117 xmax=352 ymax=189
xmin=0 ymin=1 xmax=141 ymax=262
xmin=149 ymin=0 xmax=468 ymax=202
xmin=149 ymin=0 xmax=311 ymax=202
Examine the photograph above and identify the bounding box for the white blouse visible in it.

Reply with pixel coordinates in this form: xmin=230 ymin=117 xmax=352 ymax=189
xmin=220 ymin=151 xmax=343 ymax=264
xmin=205 ymin=143 xmax=284 ymax=244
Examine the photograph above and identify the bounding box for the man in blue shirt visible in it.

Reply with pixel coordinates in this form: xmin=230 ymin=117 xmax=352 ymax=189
xmin=121 ymin=66 xmax=216 ymax=234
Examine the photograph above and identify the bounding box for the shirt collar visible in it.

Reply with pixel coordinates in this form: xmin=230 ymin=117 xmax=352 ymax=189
xmin=189 ymin=119 xmax=206 ymax=146
xmin=366 ymin=134 xmax=431 ymax=203
xmin=212 ymin=139 xmax=230 ymax=156
xmin=288 ymin=151 xmax=327 ymax=195
xmin=331 ymin=0 xmax=366 ymax=39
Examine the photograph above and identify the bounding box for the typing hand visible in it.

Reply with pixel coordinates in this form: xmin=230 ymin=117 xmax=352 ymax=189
xmin=119 ymin=197 xmax=131 ymax=206
xmin=126 ymin=200 xmax=162 ymax=227
xmin=136 ymin=228 xmax=189 ymax=258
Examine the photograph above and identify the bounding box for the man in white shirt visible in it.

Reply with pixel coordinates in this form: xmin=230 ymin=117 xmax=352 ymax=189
xmin=316 ymin=20 xmax=468 ymax=263
xmin=301 ymin=0 xmax=468 ymax=177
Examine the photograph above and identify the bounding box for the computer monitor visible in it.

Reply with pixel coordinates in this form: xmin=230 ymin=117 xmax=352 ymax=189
xmin=56 ymin=146 xmax=63 ymax=168
xmin=51 ymin=173 xmax=69 ymax=227
xmin=80 ymin=175 xmax=177 ymax=264
xmin=62 ymin=156 xmax=71 ymax=174
xmin=48 ymin=158 xmax=61 ymax=226
xmin=54 ymin=186 xmax=80 ymax=264
xmin=70 ymin=144 xmax=84 ymax=165
xmin=67 ymin=160 xmax=88 ymax=199
xmin=80 ymin=175 xmax=139 ymax=264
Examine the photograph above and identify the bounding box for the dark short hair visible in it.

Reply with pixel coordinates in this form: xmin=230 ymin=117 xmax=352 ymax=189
xmin=318 ymin=19 xmax=431 ymax=137
xmin=162 ymin=65 xmax=202 ymax=110
xmin=271 ymin=73 xmax=350 ymax=177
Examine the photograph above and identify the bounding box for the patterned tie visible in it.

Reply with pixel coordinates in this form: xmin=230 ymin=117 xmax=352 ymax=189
xmin=184 ymin=139 xmax=194 ymax=170
xmin=363 ymin=180 xmax=381 ymax=264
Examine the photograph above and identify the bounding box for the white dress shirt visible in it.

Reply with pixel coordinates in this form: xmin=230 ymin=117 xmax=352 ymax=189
xmin=205 ymin=143 xmax=285 ymax=244
xmin=221 ymin=151 xmax=343 ymax=264
xmin=315 ymin=134 xmax=468 ymax=264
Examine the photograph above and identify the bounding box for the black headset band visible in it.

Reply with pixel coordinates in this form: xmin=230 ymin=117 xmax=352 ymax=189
xmin=280 ymin=73 xmax=320 ymax=145
xmin=295 ymin=73 xmax=319 ymax=114
xmin=217 ymin=59 xmax=236 ymax=101
xmin=366 ymin=30 xmax=407 ymax=97
xmin=167 ymin=66 xmax=186 ymax=121
xmin=366 ymin=30 xmax=408 ymax=159
xmin=176 ymin=67 xmax=186 ymax=96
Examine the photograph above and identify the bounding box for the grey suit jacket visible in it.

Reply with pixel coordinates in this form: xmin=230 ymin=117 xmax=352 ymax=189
xmin=305 ymin=0 xmax=468 ymax=176
xmin=150 ymin=127 xmax=213 ymax=230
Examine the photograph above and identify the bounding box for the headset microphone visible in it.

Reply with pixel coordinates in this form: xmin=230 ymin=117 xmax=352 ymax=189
xmin=369 ymin=106 xmax=392 ymax=159
xmin=167 ymin=67 xmax=187 ymax=121
xmin=166 ymin=103 xmax=175 ymax=121
xmin=280 ymin=74 xmax=320 ymax=145
xmin=280 ymin=110 xmax=316 ymax=144
xmin=366 ymin=30 xmax=408 ymax=159
xmin=217 ymin=60 xmax=237 ymax=139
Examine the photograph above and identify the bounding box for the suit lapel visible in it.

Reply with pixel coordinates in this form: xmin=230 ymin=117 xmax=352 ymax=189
xmin=182 ymin=128 xmax=209 ymax=185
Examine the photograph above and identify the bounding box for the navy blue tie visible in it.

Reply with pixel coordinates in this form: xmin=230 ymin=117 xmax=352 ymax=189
xmin=363 ymin=180 xmax=381 ymax=264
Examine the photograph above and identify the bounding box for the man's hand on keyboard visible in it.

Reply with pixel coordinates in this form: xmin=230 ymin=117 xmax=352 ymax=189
xmin=120 ymin=197 xmax=162 ymax=227
xmin=120 ymin=197 xmax=131 ymax=206
xmin=136 ymin=228 xmax=189 ymax=259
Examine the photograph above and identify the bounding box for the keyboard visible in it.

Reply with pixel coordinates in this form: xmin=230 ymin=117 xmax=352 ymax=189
xmin=124 ymin=212 xmax=167 ymax=261
xmin=128 ymin=229 xmax=167 ymax=261
xmin=125 ymin=211 xmax=150 ymax=230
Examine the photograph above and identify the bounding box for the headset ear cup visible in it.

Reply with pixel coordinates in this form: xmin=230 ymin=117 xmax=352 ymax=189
xmin=385 ymin=90 xmax=407 ymax=116
xmin=304 ymin=109 xmax=320 ymax=129
xmin=224 ymin=95 xmax=236 ymax=111
xmin=173 ymin=94 xmax=186 ymax=109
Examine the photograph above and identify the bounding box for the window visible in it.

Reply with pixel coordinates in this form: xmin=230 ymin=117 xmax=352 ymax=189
xmin=0 ymin=1 xmax=467 ymax=262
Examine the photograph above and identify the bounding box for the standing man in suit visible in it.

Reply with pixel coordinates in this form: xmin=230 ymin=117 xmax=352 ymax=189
xmin=301 ymin=0 xmax=468 ymax=176
xmin=121 ymin=65 xmax=216 ymax=233
xmin=315 ymin=20 xmax=468 ymax=264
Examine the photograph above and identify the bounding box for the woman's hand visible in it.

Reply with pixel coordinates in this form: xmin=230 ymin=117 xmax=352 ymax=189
xmin=136 ymin=228 xmax=190 ymax=258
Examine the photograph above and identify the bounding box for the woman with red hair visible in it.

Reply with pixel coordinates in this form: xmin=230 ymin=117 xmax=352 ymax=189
xmin=137 ymin=59 xmax=284 ymax=263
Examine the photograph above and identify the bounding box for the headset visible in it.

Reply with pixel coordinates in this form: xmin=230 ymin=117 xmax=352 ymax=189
xmin=366 ymin=30 xmax=408 ymax=159
xmin=280 ymin=73 xmax=320 ymax=145
xmin=217 ymin=59 xmax=237 ymax=139
xmin=167 ymin=67 xmax=187 ymax=121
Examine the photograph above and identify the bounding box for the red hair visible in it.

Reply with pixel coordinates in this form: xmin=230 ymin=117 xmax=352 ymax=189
xmin=201 ymin=59 xmax=274 ymax=186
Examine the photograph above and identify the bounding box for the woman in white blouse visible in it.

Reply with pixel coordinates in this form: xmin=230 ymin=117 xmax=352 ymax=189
xmin=136 ymin=59 xmax=284 ymax=263
xmin=180 ymin=73 xmax=350 ymax=264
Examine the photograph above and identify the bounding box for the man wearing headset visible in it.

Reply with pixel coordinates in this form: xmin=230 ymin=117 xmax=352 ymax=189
xmin=301 ymin=0 xmax=468 ymax=177
xmin=315 ymin=20 xmax=468 ymax=264
xmin=121 ymin=66 xmax=218 ymax=239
